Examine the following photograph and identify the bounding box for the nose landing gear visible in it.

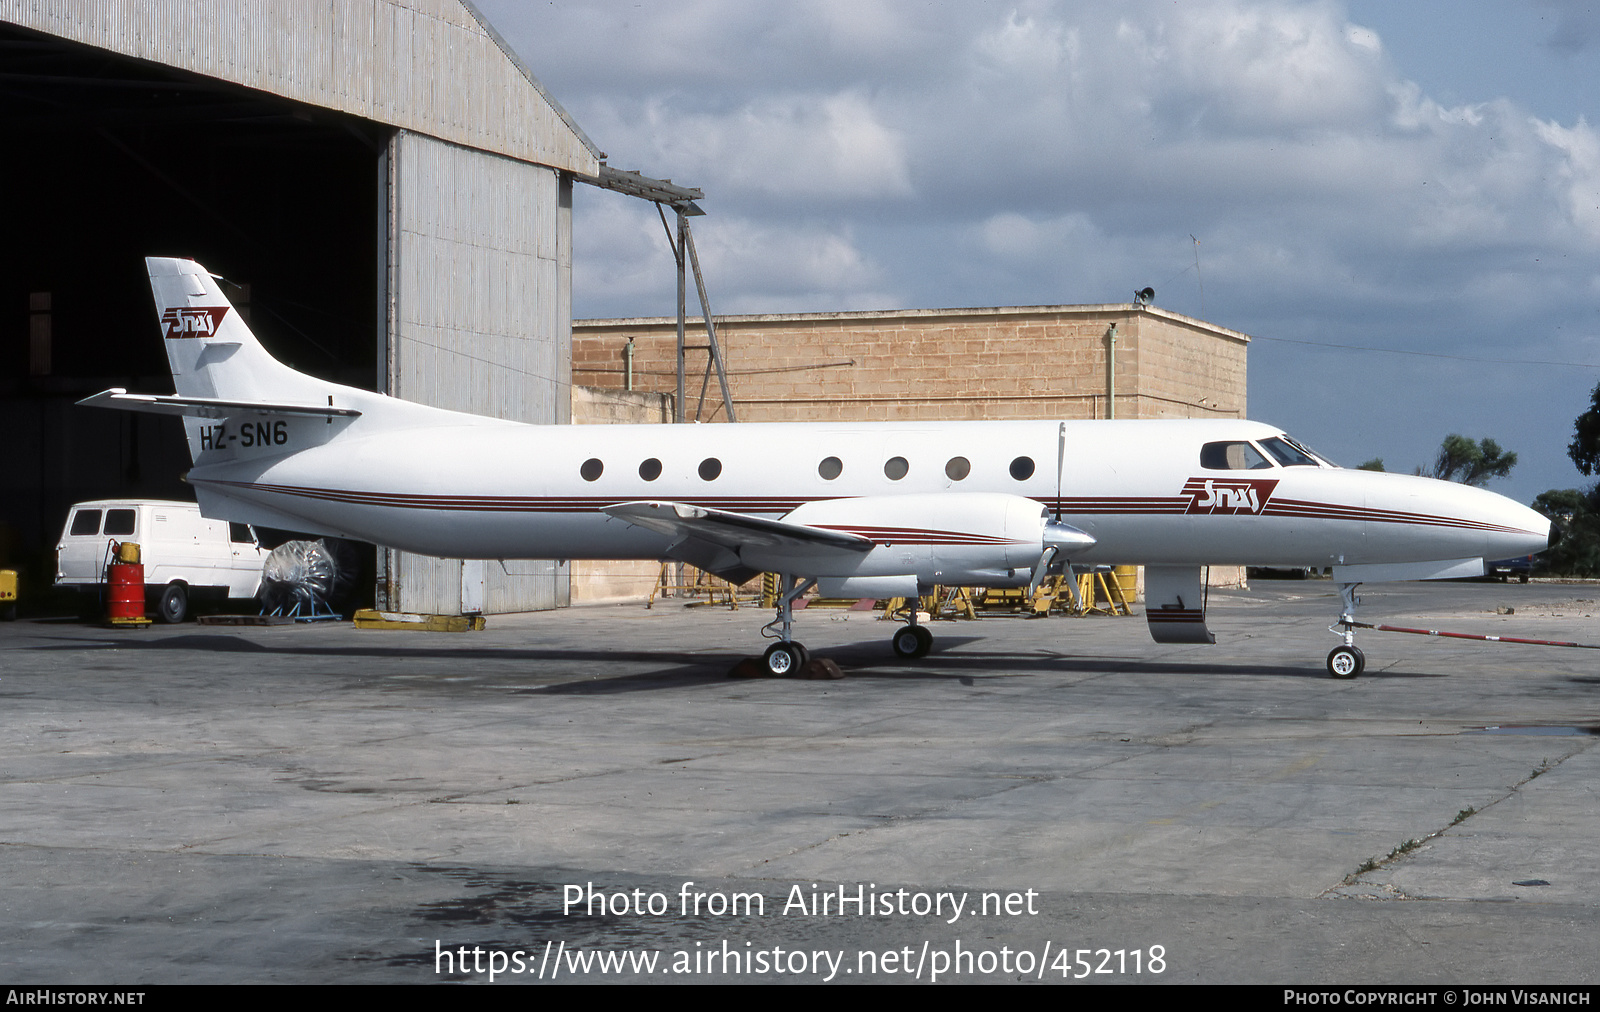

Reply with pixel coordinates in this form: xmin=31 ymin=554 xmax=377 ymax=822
xmin=1327 ymin=582 xmax=1365 ymax=678
xmin=1326 ymin=643 xmax=1365 ymax=679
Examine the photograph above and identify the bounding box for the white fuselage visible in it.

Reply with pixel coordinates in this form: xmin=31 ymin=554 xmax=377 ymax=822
xmin=184 ymin=405 xmax=1551 ymax=571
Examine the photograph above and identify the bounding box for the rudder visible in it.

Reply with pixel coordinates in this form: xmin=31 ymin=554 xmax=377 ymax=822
xmin=147 ymin=257 xmax=337 ymax=463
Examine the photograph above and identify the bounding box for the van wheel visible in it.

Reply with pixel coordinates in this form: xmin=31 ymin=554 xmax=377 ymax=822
xmin=157 ymin=584 xmax=188 ymax=624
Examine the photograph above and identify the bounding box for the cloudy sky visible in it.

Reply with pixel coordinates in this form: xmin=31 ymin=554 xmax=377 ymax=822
xmin=475 ymin=0 xmax=1600 ymax=506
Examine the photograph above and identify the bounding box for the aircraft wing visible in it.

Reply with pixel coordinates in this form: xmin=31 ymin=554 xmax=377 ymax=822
xmin=78 ymin=388 xmax=362 ymax=419
xmin=603 ymin=501 xmax=873 ymax=554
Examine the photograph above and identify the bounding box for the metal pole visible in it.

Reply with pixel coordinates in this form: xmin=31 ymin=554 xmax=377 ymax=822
xmin=1105 ymin=322 xmax=1117 ymax=420
xmin=682 ymin=220 xmax=737 ymax=423
xmin=675 ymin=208 xmax=687 ymax=423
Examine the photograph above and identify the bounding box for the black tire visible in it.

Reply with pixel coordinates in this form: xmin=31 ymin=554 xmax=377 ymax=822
xmin=762 ymin=642 xmax=804 ymax=676
xmin=1326 ymin=644 xmax=1364 ymax=679
xmin=892 ymin=626 xmax=923 ymax=658
xmin=912 ymin=626 xmax=934 ymax=658
xmin=156 ymin=583 xmax=188 ymax=624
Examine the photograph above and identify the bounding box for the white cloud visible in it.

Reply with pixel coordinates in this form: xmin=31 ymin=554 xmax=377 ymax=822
xmin=1533 ymin=116 xmax=1600 ymax=239
xmin=1344 ymin=23 xmax=1381 ymax=53
xmin=976 ymin=210 xmax=1102 ymax=262
xmin=581 ymin=90 xmax=912 ymax=202
xmin=571 ymin=190 xmax=895 ymax=316
xmin=691 ymin=216 xmax=896 ymax=312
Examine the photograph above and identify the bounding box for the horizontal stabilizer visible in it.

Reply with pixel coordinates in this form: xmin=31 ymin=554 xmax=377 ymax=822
xmin=604 ymin=501 xmax=873 ymax=554
xmin=78 ymin=388 xmax=362 ymax=420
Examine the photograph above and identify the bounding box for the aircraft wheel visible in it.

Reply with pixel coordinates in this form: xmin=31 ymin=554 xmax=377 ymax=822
xmin=156 ymin=583 xmax=188 ymax=624
xmin=1326 ymin=645 xmax=1364 ymax=679
xmin=762 ymin=642 xmax=805 ymax=677
xmin=893 ymin=626 xmax=934 ymax=659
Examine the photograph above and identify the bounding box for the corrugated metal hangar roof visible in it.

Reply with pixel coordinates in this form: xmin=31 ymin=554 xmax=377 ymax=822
xmin=0 ymin=0 xmax=601 ymax=174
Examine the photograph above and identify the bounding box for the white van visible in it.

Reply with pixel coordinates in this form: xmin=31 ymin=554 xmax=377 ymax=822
xmin=55 ymin=500 xmax=266 ymax=622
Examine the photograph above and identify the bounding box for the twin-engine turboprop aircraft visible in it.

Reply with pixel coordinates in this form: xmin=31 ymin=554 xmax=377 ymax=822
xmin=81 ymin=257 xmax=1556 ymax=678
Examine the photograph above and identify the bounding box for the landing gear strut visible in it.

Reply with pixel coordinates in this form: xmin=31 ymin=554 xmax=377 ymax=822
xmin=890 ymin=600 xmax=933 ymax=659
xmin=1327 ymin=582 xmax=1365 ymax=678
xmin=761 ymin=574 xmax=816 ymax=676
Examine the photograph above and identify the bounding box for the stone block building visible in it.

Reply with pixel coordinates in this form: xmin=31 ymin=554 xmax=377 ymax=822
xmin=572 ymin=303 xmax=1248 ymax=424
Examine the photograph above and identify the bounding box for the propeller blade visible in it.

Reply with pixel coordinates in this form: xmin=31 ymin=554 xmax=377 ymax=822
xmin=1056 ymin=421 xmax=1066 ymax=520
xmin=1028 ymin=546 xmax=1058 ymax=598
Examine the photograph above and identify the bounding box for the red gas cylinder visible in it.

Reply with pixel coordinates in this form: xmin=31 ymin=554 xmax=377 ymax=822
xmin=107 ymin=542 xmax=146 ymax=621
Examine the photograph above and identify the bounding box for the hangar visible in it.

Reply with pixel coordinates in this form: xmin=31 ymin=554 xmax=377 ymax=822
xmin=0 ymin=0 xmax=598 ymax=614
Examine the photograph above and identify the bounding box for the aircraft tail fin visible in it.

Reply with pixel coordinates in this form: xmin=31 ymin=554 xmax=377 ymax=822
xmin=137 ymin=256 xmax=366 ymax=464
xmin=147 ymin=256 xmax=324 ymax=405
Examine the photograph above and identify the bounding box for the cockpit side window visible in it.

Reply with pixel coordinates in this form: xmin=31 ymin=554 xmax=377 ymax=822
xmin=1259 ymin=436 xmax=1322 ymax=467
xmin=1200 ymin=440 xmax=1272 ymax=470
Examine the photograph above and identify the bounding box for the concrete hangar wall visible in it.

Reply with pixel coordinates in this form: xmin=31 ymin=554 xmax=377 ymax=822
xmin=0 ymin=0 xmax=600 ymax=615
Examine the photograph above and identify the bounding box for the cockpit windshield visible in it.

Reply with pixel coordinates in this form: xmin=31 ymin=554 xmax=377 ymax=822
xmin=1201 ymin=435 xmax=1338 ymax=470
xmin=1261 ymin=435 xmax=1337 ymax=468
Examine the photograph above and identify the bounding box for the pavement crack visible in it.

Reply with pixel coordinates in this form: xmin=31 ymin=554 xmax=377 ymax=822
xmin=1323 ymin=735 xmax=1600 ymax=900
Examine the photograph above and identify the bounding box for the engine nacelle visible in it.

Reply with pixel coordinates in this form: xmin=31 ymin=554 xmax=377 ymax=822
xmin=749 ymin=493 xmax=1094 ymax=592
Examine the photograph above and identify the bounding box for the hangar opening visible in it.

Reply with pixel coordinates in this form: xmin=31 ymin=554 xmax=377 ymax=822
xmin=1 ymin=21 xmax=385 ymax=580
xmin=1 ymin=3 xmax=602 ymax=617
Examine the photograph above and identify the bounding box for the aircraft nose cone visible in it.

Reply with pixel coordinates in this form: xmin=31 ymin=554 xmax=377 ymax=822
xmin=1549 ymin=518 xmax=1565 ymax=552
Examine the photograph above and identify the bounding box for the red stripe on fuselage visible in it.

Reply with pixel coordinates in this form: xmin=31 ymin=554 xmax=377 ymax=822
xmin=194 ymin=480 xmax=1540 ymax=537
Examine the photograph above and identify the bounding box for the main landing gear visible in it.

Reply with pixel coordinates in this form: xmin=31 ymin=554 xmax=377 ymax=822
xmin=761 ymin=574 xmax=817 ymax=676
xmin=762 ymin=640 xmax=809 ymax=676
xmin=760 ymin=575 xmax=936 ymax=673
xmin=890 ymin=604 xmax=933 ymax=659
xmin=1326 ymin=582 xmax=1365 ymax=679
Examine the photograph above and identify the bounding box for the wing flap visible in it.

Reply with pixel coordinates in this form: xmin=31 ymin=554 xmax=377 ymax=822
xmin=604 ymin=501 xmax=873 ymax=554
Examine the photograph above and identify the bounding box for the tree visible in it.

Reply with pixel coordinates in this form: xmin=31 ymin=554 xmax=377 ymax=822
xmin=1532 ymin=488 xmax=1600 ymax=576
xmin=1426 ymin=434 xmax=1516 ymax=487
xmin=1569 ymin=382 xmax=1600 ymax=475
xmin=1356 ymin=458 xmax=1385 ymax=472
xmin=1538 ymin=385 xmax=1600 ymax=575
